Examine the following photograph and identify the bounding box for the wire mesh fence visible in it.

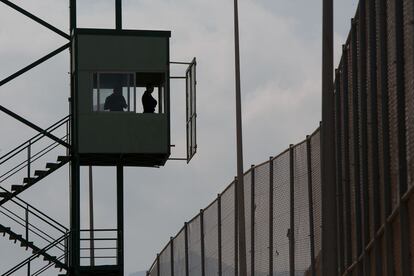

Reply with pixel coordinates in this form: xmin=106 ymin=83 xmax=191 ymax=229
xmin=147 ymin=0 xmax=414 ymax=274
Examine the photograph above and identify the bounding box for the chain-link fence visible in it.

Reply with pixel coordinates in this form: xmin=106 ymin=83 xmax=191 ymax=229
xmin=147 ymin=129 xmax=322 ymax=276
xmin=147 ymin=0 xmax=414 ymax=274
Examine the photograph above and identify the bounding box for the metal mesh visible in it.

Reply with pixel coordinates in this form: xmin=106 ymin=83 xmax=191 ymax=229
xmin=221 ymin=183 xmax=235 ymax=276
xmin=173 ymin=228 xmax=186 ymax=276
xmin=243 ymin=171 xmax=252 ymax=276
xmin=149 ymin=260 xmax=158 ymax=276
xmin=160 ymin=243 xmax=172 ymax=276
xmin=310 ymin=131 xmax=322 ymax=274
xmin=188 ymin=216 xmax=202 ymax=276
xmin=293 ymin=141 xmax=311 ymax=274
xmin=254 ymin=162 xmax=270 ymax=276
xmin=272 ymin=151 xmax=291 ymax=275
xmin=204 ymin=200 xmax=219 ymax=276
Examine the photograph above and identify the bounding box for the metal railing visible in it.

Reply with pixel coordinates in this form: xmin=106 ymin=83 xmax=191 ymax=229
xmin=80 ymin=229 xmax=119 ymax=267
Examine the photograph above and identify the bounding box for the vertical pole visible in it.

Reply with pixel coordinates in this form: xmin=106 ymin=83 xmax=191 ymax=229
xmin=321 ymin=0 xmax=337 ymax=274
xmin=157 ymin=254 xmax=160 ymax=276
xmin=89 ymin=166 xmax=95 ymax=266
xmin=335 ymin=68 xmax=345 ymax=274
xmin=26 ymin=206 xmax=30 ymax=276
xmin=234 ymin=178 xmax=239 ymax=276
xmin=170 ymin=237 xmax=175 ymax=276
xmin=289 ymin=145 xmax=295 ymax=276
xmin=218 ymin=194 xmax=222 ymax=276
xmin=367 ymin=0 xmax=382 ymax=273
xmin=377 ymin=0 xmax=394 ymax=274
xmin=306 ymin=136 xmax=316 ymax=276
xmin=250 ymin=166 xmax=255 ymax=276
xmin=200 ymin=209 xmax=206 ymax=276
xmin=115 ymin=0 xmax=122 ymax=30
xmin=351 ymin=19 xmax=363 ymax=275
xmin=184 ymin=223 xmax=189 ymax=276
xmin=394 ymin=0 xmax=409 ymax=274
xmin=269 ymin=158 xmax=274 ymax=276
xmin=358 ymin=1 xmax=371 ymax=274
xmin=233 ymin=0 xmax=247 ymax=274
xmin=27 ymin=141 xmax=31 ymax=182
xmin=117 ymin=165 xmax=124 ymax=274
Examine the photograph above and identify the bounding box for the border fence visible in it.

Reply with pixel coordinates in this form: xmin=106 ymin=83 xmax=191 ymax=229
xmin=148 ymin=0 xmax=414 ymax=275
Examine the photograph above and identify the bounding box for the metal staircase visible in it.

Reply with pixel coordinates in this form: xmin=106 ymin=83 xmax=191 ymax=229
xmin=0 ymin=115 xmax=71 ymax=275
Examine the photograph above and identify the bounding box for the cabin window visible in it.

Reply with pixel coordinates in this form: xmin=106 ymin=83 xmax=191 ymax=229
xmin=92 ymin=72 xmax=166 ymax=114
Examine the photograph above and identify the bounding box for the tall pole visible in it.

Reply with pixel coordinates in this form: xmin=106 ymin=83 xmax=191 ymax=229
xmin=233 ymin=0 xmax=247 ymax=275
xmin=115 ymin=0 xmax=122 ymax=30
xmin=321 ymin=0 xmax=337 ymax=275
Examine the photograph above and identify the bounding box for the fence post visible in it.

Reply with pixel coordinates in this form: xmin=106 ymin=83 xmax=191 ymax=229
xmin=184 ymin=223 xmax=189 ymax=276
xmin=218 ymin=194 xmax=222 ymax=276
xmin=306 ymin=136 xmax=316 ymax=276
xmin=351 ymin=18 xmax=364 ymax=275
xmin=394 ymin=0 xmax=410 ymax=274
xmin=170 ymin=237 xmax=174 ymax=276
xmin=289 ymin=144 xmax=295 ymax=276
xmin=234 ymin=178 xmax=239 ymax=276
xmin=269 ymin=157 xmax=274 ymax=276
xmin=250 ymin=165 xmax=255 ymax=276
xmin=335 ymin=68 xmax=345 ymax=275
xmin=157 ymin=254 xmax=160 ymax=276
xmin=200 ymin=209 xmax=205 ymax=276
xmin=377 ymin=0 xmax=394 ymax=274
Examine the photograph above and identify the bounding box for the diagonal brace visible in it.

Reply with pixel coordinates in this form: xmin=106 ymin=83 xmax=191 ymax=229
xmin=0 ymin=105 xmax=70 ymax=148
xmin=0 ymin=43 xmax=70 ymax=87
xmin=0 ymin=0 xmax=70 ymax=40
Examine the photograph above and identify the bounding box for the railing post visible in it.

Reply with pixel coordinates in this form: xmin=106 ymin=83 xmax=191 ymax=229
xmin=27 ymin=141 xmax=31 ymax=183
xmin=306 ymin=136 xmax=316 ymax=276
xmin=157 ymin=254 xmax=160 ymax=276
xmin=25 ymin=205 xmax=30 ymax=276
xmin=289 ymin=144 xmax=295 ymax=276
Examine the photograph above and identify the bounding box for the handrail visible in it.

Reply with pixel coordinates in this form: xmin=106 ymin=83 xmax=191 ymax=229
xmin=0 ymin=115 xmax=70 ymax=165
xmin=1 ymin=232 xmax=69 ymax=276
xmin=0 ymin=133 xmax=68 ymax=184
xmin=0 ymin=208 xmax=66 ymax=252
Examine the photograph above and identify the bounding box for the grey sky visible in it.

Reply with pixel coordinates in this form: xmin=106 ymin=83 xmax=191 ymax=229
xmin=0 ymin=0 xmax=357 ymax=275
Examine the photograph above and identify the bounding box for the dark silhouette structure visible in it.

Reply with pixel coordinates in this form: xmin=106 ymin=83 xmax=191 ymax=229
xmin=142 ymin=85 xmax=157 ymax=113
xmin=104 ymin=87 xmax=127 ymax=112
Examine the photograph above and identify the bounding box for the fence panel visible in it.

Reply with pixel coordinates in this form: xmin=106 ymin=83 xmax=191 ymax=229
xmin=188 ymin=216 xmax=202 ymax=276
xmin=221 ymin=184 xmax=235 ymax=276
xmin=253 ymin=162 xmax=270 ymax=276
xmin=272 ymin=151 xmax=291 ymax=275
xmin=160 ymin=243 xmax=172 ymax=276
xmin=293 ymin=141 xmax=311 ymax=275
xmin=204 ymin=200 xmax=219 ymax=276
xmin=173 ymin=228 xmax=186 ymax=276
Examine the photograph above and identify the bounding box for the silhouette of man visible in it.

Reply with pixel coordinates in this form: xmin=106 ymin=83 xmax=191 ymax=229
xmin=142 ymin=85 xmax=157 ymax=113
xmin=104 ymin=87 xmax=127 ymax=112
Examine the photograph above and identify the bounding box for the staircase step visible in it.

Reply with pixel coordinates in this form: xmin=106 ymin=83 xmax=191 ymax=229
xmin=0 ymin=192 xmax=10 ymax=198
xmin=34 ymin=170 xmax=48 ymax=177
xmin=11 ymin=185 xmax=24 ymax=192
xmin=23 ymin=177 xmax=37 ymax=184
xmin=9 ymin=233 xmax=22 ymax=243
xmin=0 ymin=226 xmax=10 ymax=233
xmin=57 ymin=156 xmax=70 ymax=163
xmin=46 ymin=162 xmax=59 ymax=169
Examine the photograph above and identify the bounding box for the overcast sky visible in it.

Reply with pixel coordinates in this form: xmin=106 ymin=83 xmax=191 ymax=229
xmin=0 ymin=0 xmax=358 ymax=275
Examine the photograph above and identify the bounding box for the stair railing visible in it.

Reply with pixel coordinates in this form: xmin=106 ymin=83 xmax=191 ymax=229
xmin=0 ymin=115 xmax=70 ymax=185
xmin=1 ymin=232 xmax=70 ymax=276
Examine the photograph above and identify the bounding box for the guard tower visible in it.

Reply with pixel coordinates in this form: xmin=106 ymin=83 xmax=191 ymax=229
xmin=69 ymin=1 xmax=197 ymax=275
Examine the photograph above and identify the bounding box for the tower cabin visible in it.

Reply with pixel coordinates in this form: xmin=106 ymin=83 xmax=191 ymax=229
xmin=73 ymin=29 xmax=172 ymax=167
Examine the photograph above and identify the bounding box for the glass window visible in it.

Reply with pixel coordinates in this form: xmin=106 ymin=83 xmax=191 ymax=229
xmin=92 ymin=72 xmax=166 ymax=114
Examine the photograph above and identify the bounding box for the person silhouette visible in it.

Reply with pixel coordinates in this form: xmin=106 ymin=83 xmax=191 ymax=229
xmin=142 ymin=85 xmax=157 ymax=113
xmin=104 ymin=87 xmax=127 ymax=112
